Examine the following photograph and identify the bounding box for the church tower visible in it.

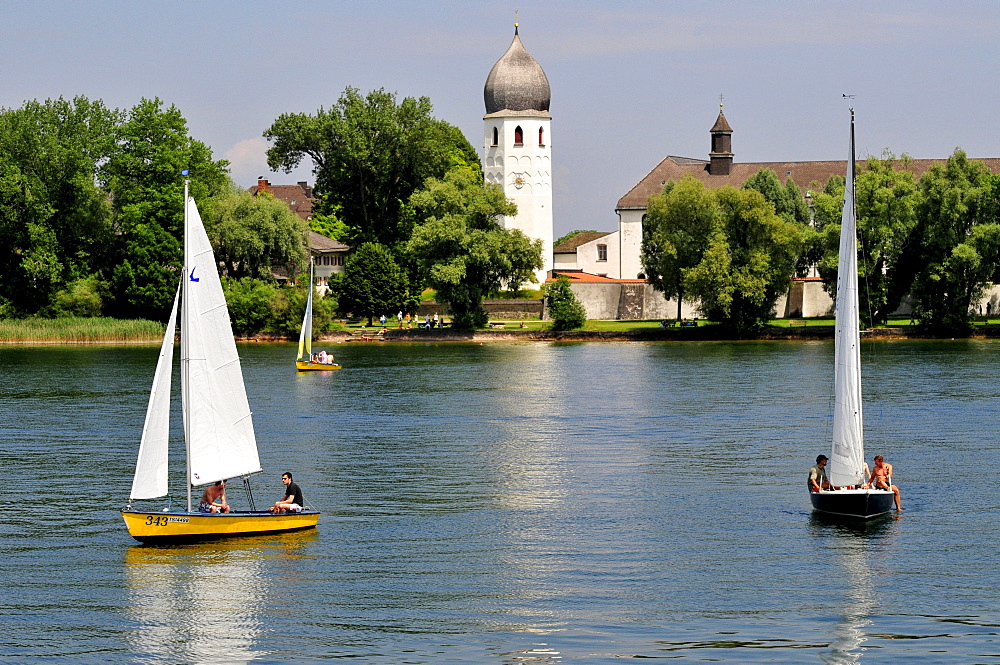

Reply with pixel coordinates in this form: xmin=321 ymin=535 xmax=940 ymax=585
xmin=483 ymin=22 xmax=553 ymax=284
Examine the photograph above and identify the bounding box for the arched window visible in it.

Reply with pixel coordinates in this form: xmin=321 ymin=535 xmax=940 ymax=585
xmin=538 ymin=127 xmax=544 ymax=146
xmin=514 ymin=125 xmax=523 ymax=146
xmin=492 ymin=127 xmax=498 ymax=146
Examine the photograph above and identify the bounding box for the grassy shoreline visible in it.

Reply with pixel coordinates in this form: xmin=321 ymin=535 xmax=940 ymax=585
xmin=0 ymin=317 xmax=166 ymax=343
xmin=4 ymin=316 xmax=1000 ymax=344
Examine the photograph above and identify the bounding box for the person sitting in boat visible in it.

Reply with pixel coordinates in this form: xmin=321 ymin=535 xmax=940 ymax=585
xmin=808 ymin=455 xmax=832 ymax=492
xmin=864 ymin=454 xmax=902 ymax=510
xmin=199 ymin=480 xmax=231 ymax=513
xmin=270 ymin=472 xmax=304 ymax=513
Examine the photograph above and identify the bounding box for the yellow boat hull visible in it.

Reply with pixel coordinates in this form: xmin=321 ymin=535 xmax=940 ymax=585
xmin=296 ymin=360 xmax=342 ymax=371
xmin=121 ymin=509 xmax=320 ymax=543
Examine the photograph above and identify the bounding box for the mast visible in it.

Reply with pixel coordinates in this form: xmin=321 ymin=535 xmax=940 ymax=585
xmin=182 ymin=177 xmax=192 ymax=512
xmin=829 ymin=108 xmax=865 ymax=488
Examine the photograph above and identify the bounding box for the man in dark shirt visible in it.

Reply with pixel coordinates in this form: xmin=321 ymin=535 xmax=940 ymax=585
xmin=270 ymin=472 xmax=304 ymax=513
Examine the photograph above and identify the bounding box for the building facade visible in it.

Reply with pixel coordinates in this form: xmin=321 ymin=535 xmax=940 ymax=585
xmin=483 ymin=24 xmax=553 ymax=285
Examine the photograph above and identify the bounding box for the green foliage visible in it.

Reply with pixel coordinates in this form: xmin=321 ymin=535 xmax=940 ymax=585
xmin=0 ymin=97 xmax=118 ymax=314
xmin=816 ymin=154 xmax=921 ymax=326
xmin=407 ymin=166 xmax=542 ymax=329
xmin=264 ymin=87 xmax=479 ymax=251
xmin=204 ymin=186 xmax=308 ymax=279
xmin=908 ymin=151 xmax=1000 ymax=333
xmin=103 ymin=98 xmax=229 ymax=319
xmin=338 ymin=242 xmax=410 ymax=326
xmin=544 ymin=277 xmax=586 ymax=330
xmin=222 ymin=277 xmax=276 ymax=335
xmin=310 ymin=213 xmax=350 ymax=243
xmin=50 ymin=274 xmax=104 ymax=317
xmin=645 ymin=179 xmax=804 ymax=335
xmin=641 ymin=176 xmax=718 ymax=320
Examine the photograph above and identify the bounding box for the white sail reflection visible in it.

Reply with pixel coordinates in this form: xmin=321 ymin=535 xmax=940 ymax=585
xmin=124 ymin=543 xmax=271 ymax=664
xmin=815 ymin=519 xmax=894 ymax=665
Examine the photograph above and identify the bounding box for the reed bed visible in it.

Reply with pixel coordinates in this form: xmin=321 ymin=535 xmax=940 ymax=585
xmin=0 ymin=317 xmax=165 ymax=343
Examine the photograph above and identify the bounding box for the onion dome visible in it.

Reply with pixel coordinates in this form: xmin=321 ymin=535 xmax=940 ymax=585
xmin=484 ymin=26 xmax=550 ymax=114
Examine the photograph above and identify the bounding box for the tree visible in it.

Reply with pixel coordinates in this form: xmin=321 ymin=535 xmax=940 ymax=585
xmin=338 ymin=242 xmax=409 ymax=326
xmin=0 ymin=97 xmax=118 ymax=315
xmin=641 ymin=176 xmax=717 ymax=320
xmin=203 ymin=186 xmax=308 ymax=280
xmin=407 ymin=166 xmax=543 ymax=329
xmin=814 ymin=154 xmax=921 ymax=326
xmin=264 ymin=87 xmax=479 ymax=251
xmin=908 ymin=151 xmax=1000 ymax=333
xmin=544 ymin=277 xmax=586 ymax=330
xmin=102 ymin=98 xmax=229 ymax=319
xmin=685 ymin=186 xmax=804 ymax=334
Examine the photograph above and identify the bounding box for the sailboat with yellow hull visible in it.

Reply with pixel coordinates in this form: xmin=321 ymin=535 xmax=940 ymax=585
xmin=122 ymin=182 xmax=319 ymax=542
xmin=296 ymin=257 xmax=341 ymax=371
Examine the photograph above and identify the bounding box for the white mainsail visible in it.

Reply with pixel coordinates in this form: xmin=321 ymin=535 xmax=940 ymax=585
xmin=296 ymin=258 xmax=314 ymax=361
xmin=182 ymin=194 xmax=262 ymax=487
xmin=829 ymin=110 xmax=867 ymax=488
xmin=129 ymin=283 xmax=181 ymax=500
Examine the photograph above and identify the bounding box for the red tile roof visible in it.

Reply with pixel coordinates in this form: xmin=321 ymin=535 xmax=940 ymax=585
xmin=248 ymin=179 xmax=316 ymax=220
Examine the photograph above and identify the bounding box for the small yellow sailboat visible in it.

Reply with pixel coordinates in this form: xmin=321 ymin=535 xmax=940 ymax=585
xmin=296 ymin=257 xmax=342 ymax=371
xmin=122 ymin=181 xmax=319 ymax=542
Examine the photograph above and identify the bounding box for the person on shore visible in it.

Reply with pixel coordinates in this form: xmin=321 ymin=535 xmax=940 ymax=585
xmin=808 ymin=455 xmax=831 ymax=492
xmin=199 ymin=480 xmax=231 ymax=513
xmin=865 ymin=454 xmax=902 ymax=510
xmin=270 ymin=472 xmax=304 ymax=513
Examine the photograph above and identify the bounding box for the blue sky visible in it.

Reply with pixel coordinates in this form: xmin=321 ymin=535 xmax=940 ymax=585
xmin=3 ymin=1 xmax=999 ymax=237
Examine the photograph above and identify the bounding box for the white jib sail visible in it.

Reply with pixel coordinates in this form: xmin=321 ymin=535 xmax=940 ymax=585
xmin=297 ymin=259 xmax=313 ymax=361
xmin=829 ymin=111 xmax=867 ymax=488
xmin=130 ymin=281 xmax=181 ymax=500
xmin=182 ymin=194 xmax=262 ymax=487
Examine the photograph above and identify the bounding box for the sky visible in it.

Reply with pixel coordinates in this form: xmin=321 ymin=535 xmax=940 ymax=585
xmin=3 ymin=1 xmax=1000 ymax=238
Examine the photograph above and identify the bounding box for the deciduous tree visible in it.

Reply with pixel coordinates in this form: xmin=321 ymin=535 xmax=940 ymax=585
xmin=407 ymin=167 xmax=542 ymax=329
xmin=264 ymin=87 xmax=479 ymax=252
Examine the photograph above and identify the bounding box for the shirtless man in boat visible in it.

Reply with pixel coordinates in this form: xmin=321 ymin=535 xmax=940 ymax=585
xmin=865 ymin=454 xmax=902 ymax=510
xmin=199 ymin=480 xmax=231 ymax=513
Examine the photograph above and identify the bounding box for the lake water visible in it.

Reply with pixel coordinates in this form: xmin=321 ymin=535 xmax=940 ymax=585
xmin=1 ymin=339 xmax=999 ymax=664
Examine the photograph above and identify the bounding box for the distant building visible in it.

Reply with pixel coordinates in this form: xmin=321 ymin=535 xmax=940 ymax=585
xmin=249 ymin=178 xmax=349 ymax=292
xmin=483 ymin=23 xmax=553 ymax=285
xmin=553 ymin=231 xmax=616 ymax=277
xmin=613 ymin=106 xmax=1000 ymax=281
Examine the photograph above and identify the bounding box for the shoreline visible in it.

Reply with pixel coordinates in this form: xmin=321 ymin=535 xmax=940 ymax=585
xmin=5 ymin=326 xmax=1000 ymax=345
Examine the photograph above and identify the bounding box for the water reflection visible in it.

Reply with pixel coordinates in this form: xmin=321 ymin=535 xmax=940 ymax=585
xmin=123 ymin=531 xmax=315 ymax=664
xmin=809 ymin=514 xmax=896 ymax=664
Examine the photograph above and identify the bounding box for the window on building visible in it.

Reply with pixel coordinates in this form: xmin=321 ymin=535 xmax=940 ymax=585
xmin=597 ymin=244 xmax=607 ymax=262
xmin=538 ymin=127 xmax=544 ymax=146
xmin=514 ymin=126 xmax=523 ymax=146
xmin=492 ymin=127 xmax=498 ymax=146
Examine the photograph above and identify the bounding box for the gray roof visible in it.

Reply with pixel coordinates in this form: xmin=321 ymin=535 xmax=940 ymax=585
xmin=484 ymin=27 xmax=550 ymax=114
xmin=309 ymin=231 xmax=349 ymax=253
xmin=616 ymin=155 xmax=1000 ymax=211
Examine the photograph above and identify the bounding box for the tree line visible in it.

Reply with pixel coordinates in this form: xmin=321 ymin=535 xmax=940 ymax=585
xmin=641 ymin=151 xmax=1000 ymax=335
xmin=0 ymin=88 xmax=544 ymax=331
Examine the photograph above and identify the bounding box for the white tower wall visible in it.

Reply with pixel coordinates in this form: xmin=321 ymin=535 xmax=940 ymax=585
xmin=484 ymin=113 xmax=553 ymax=285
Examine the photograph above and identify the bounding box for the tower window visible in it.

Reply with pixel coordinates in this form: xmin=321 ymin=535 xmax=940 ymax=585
xmin=538 ymin=127 xmax=545 ymax=146
xmin=597 ymin=244 xmax=608 ymax=262
xmin=514 ymin=126 xmax=523 ymax=146
xmin=492 ymin=127 xmax=498 ymax=146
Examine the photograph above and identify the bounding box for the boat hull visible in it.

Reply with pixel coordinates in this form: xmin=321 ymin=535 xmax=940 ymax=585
xmin=809 ymin=489 xmax=894 ymax=519
xmin=122 ymin=509 xmax=320 ymax=543
xmin=296 ymin=360 xmax=342 ymax=371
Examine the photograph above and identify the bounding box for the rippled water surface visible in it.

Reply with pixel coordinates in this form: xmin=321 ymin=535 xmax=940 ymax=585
xmin=2 ymin=339 xmax=999 ymax=663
